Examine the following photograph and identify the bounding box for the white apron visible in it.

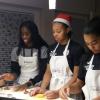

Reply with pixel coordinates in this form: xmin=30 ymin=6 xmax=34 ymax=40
xmin=49 ymin=40 xmax=73 ymax=90
xmin=82 ymin=55 xmax=100 ymax=100
xmin=17 ymin=49 xmax=39 ymax=84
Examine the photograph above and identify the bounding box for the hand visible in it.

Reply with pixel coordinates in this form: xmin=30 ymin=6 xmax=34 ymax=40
xmin=93 ymin=96 xmax=100 ymax=100
xmin=44 ymin=90 xmax=59 ymax=99
xmin=0 ymin=79 xmax=5 ymax=87
xmin=13 ymin=84 xmax=27 ymax=91
xmin=59 ymin=85 xmax=70 ymax=99
xmin=29 ymin=87 xmax=46 ymax=96
xmin=0 ymin=73 xmax=16 ymax=81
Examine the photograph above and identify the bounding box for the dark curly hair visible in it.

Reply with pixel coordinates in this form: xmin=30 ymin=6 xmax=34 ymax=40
xmin=83 ymin=17 xmax=100 ymax=37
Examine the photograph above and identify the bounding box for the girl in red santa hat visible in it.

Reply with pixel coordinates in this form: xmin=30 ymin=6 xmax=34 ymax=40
xmin=29 ymin=13 xmax=84 ymax=100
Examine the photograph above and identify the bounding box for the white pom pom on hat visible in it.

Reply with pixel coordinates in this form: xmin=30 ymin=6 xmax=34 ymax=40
xmin=53 ymin=13 xmax=72 ymax=27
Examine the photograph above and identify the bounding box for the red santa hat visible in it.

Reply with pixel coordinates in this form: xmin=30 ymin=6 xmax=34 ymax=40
xmin=53 ymin=13 xmax=72 ymax=27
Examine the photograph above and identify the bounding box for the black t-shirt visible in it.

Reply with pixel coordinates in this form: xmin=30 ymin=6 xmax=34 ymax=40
xmin=47 ymin=40 xmax=84 ymax=72
xmin=78 ymin=53 xmax=100 ymax=82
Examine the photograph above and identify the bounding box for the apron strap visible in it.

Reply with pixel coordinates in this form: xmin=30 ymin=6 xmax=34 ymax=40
xmin=51 ymin=43 xmax=59 ymax=56
xmin=63 ymin=39 xmax=70 ymax=56
xmin=31 ymin=48 xmax=33 ymax=56
xmin=88 ymin=55 xmax=94 ymax=70
xmin=23 ymin=48 xmax=25 ymax=57
xmin=53 ymin=43 xmax=59 ymax=53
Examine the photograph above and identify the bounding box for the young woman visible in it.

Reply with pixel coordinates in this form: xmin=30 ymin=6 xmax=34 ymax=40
xmin=59 ymin=17 xmax=100 ymax=100
xmin=0 ymin=21 xmax=48 ymax=90
xmin=30 ymin=13 xmax=84 ymax=99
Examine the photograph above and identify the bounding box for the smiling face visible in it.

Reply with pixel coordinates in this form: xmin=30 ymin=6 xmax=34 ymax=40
xmin=21 ymin=26 xmax=32 ymax=46
xmin=52 ymin=22 xmax=70 ymax=44
xmin=84 ymin=34 xmax=100 ymax=54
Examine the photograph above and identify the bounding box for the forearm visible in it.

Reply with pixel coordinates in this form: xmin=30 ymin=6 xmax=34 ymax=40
xmin=70 ymin=79 xmax=84 ymax=94
xmin=41 ymin=72 xmax=51 ymax=89
xmin=93 ymin=96 xmax=100 ymax=100
xmin=11 ymin=61 xmax=21 ymax=77
xmin=40 ymin=64 xmax=51 ymax=89
xmin=66 ymin=66 xmax=79 ymax=87
xmin=4 ymin=73 xmax=17 ymax=81
xmin=0 ymin=73 xmax=17 ymax=81
xmin=65 ymin=76 xmax=77 ymax=88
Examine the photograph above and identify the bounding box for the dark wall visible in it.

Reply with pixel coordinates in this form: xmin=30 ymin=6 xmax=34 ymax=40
xmin=0 ymin=10 xmax=34 ymax=74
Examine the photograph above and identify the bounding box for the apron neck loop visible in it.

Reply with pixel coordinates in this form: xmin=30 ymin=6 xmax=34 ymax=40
xmin=52 ymin=39 xmax=70 ymax=56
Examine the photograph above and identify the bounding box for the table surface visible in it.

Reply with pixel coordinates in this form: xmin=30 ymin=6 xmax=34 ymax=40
xmin=0 ymin=87 xmax=62 ymax=100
